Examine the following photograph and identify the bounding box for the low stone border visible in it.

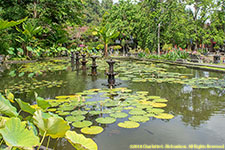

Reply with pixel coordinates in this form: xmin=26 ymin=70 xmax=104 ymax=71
xmin=111 ymin=56 xmax=225 ymax=73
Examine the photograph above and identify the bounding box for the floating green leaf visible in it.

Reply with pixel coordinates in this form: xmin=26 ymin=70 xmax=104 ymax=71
xmin=95 ymin=117 xmax=116 ymax=124
xmin=148 ymin=108 xmax=165 ymax=114
xmin=66 ymin=115 xmax=85 ymax=122
xmin=151 ymin=102 xmax=167 ymax=108
xmin=153 ymin=98 xmax=168 ymax=103
xmin=129 ymin=109 xmax=146 ymax=115
xmin=128 ymin=115 xmax=149 ymax=122
xmin=71 ymin=110 xmax=88 ymax=116
xmin=110 ymin=112 xmax=128 ymax=118
xmin=81 ymin=126 xmax=104 ymax=135
xmin=118 ymin=121 xmax=140 ymax=128
xmin=65 ymin=131 xmax=98 ymax=150
xmin=0 ymin=117 xmax=39 ymax=149
xmin=154 ymin=113 xmax=174 ymax=119
xmin=72 ymin=121 xmax=93 ymax=128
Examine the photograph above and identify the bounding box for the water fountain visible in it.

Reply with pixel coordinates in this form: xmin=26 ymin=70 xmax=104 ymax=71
xmin=71 ymin=51 xmax=74 ymax=64
xmin=90 ymin=55 xmax=98 ymax=76
xmin=81 ymin=54 xmax=88 ymax=70
xmin=75 ymin=51 xmax=80 ymax=70
xmin=75 ymin=51 xmax=80 ymax=66
xmin=104 ymin=59 xmax=120 ymax=88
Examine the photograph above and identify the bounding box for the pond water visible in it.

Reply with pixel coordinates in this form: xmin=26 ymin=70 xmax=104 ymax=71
xmin=0 ymin=59 xmax=225 ymax=150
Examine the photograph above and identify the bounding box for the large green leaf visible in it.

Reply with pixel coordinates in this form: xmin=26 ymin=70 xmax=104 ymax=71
xmin=0 ymin=17 xmax=27 ymax=30
xmin=0 ymin=94 xmax=18 ymax=117
xmin=65 ymin=131 xmax=98 ymax=150
xmin=33 ymin=110 xmax=70 ymax=138
xmin=0 ymin=117 xmax=40 ymax=149
xmin=36 ymin=97 xmax=51 ymax=110
xmin=5 ymin=90 xmax=14 ymax=103
xmin=15 ymin=98 xmax=35 ymax=115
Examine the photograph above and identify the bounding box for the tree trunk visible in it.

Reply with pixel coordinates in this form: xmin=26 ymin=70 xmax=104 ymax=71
xmin=34 ymin=0 xmax=37 ymax=18
xmin=104 ymin=43 xmax=108 ymax=57
xmin=158 ymin=23 xmax=160 ymax=56
xmin=22 ymin=43 xmax=28 ymax=57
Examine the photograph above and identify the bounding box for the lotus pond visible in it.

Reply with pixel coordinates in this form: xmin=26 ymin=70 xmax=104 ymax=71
xmin=0 ymin=58 xmax=225 ymax=150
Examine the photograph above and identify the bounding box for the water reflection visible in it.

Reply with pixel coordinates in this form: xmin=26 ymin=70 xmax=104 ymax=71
xmin=0 ymin=61 xmax=225 ymax=149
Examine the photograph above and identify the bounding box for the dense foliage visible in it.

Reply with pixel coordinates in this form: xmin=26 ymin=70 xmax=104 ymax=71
xmin=0 ymin=0 xmax=224 ymax=59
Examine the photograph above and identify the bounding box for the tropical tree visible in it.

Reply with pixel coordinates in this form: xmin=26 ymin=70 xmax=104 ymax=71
xmin=16 ymin=20 xmax=42 ymax=57
xmin=93 ymin=23 xmax=120 ymax=57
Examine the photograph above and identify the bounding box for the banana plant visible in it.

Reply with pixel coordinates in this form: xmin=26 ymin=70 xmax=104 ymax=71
xmin=0 ymin=92 xmax=98 ymax=150
xmin=0 ymin=17 xmax=27 ymax=31
xmin=16 ymin=21 xmax=42 ymax=57
xmin=93 ymin=24 xmax=119 ymax=57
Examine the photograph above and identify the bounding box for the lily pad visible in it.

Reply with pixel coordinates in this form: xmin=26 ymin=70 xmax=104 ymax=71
xmin=151 ymin=102 xmax=167 ymax=108
xmin=110 ymin=112 xmax=128 ymax=118
xmin=71 ymin=110 xmax=88 ymax=116
xmin=66 ymin=131 xmax=98 ymax=150
xmin=81 ymin=126 xmax=104 ymax=135
xmin=129 ymin=109 xmax=146 ymax=115
xmin=95 ymin=117 xmax=116 ymax=124
xmin=89 ymin=110 xmax=102 ymax=115
xmin=72 ymin=121 xmax=93 ymax=128
xmin=154 ymin=113 xmax=174 ymax=119
xmin=148 ymin=108 xmax=165 ymax=114
xmin=128 ymin=115 xmax=149 ymax=122
xmin=118 ymin=121 xmax=140 ymax=128
xmin=152 ymin=99 xmax=168 ymax=103
xmin=66 ymin=115 xmax=85 ymax=122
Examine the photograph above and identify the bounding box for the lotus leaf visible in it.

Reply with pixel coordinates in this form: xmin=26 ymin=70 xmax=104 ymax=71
xmin=124 ymin=106 xmax=134 ymax=110
xmin=151 ymin=102 xmax=167 ymax=108
xmin=154 ymin=113 xmax=174 ymax=119
xmin=129 ymin=109 xmax=146 ymax=115
xmin=0 ymin=116 xmax=8 ymax=128
xmin=33 ymin=110 xmax=70 ymax=138
xmin=144 ymin=113 xmax=155 ymax=117
xmin=0 ymin=94 xmax=18 ymax=117
xmin=15 ymin=98 xmax=35 ymax=115
xmin=128 ymin=115 xmax=149 ymax=122
xmin=147 ymin=108 xmax=165 ymax=114
xmin=81 ymin=126 xmax=104 ymax=135
xmin=147 ymin=96 xmax=161 ymax=99
xmin=110 ymin=112 xmax=128 ymax=118
xmin=58 ymin=111 xmax=70 ymax=116
xmin=111 ymin=107 xmax=124 ymax=112
xmin=5 ymin=90 xmax=14 ymax=103
xmin=89 ymin=110 xmax=102 ymax=115
xmin=153 ymin=99 xmax=168 ymax=103
xmin=136 ymin=91 xmax=149 ymax=95
xmin=47 ymin=108 xmax=57 ymax=112
xmin=95 ymin=117 xmax=116 ymax=124
xmin=118 ymin=121 xmax=140 ymax=128
xmin=71 ymin=110 xmax=88 ymax=116
xmin=0 ymin=117 xmax=39 ymax=149
xmin=72 ymin=120 xmax=93 ymax=128
xmin=66 ymin=131 xmax=98 ymax=150
xmin=36 ymin=97 xmax=51 ymax=110
xmin=66 ymin=115 xmax=85 ymax=122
